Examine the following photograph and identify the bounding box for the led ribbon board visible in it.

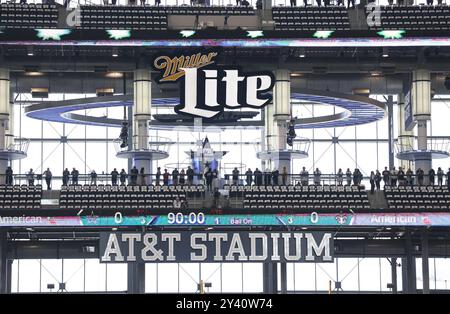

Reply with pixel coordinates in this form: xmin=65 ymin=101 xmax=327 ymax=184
xmin=99 ymin=231 xmax=334 ymax=263
xmin=152 ymin=51 xmax=275 ymax=119
xmin=0 ymin=213 xmax=448 ymax=227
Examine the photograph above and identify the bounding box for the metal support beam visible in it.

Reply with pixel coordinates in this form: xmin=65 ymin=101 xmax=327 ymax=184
xmin=280 ymin=262 xmax=287 ymax=294
xmin=262 ymin=263 xmax=278 ymax=294
xmin=387 ymin=96 xmax=395 ymax=170
xmin=127 ymin=262 xmax=145 ymax=294
xmin=390 ymin=257 xmax=398 ymax=294
xmin=422 ymin=231 xmax=430 ymax=294
xmin=402 ymin=231 xmax=417 ymax=294
xmin=0 ymin=231 xmax=9 ymax=294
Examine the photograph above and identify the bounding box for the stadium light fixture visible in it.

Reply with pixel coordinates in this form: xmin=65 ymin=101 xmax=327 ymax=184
xmin=25 ymin=71 xmax=44 ymax=77
xmin=35 ymin=29 xmax=71 ymax=41
xmin=27 ymin=46 xmax=34 ymax=56
xmin=313 ymin=30 xmax=334 ymax=39
xmin=105 ymin=72 xmax=123 ymax=78
xmin=180 ymin=30 xmax=196 ymax=38
xmin=112 ymin=48 xmax=119 ymax=58
xmin=377 ymin=30 xmax=405 ymax=39
xmin=106 ymin=30 xmax=131 ymax=40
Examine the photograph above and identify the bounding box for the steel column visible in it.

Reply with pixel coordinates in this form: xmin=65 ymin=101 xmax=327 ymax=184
xmin=402 ymin=231 xmax=417 ymax=294
xmin=127 ymin=262 xmax=145 ymax=294
xmin=387 ymin=96 xmax=395 ymax=170
xmin=262 ymin=262 xmax=278 ymax=294
xmin=391 ymin=257 xmax=397 ymax=294
xmin=280 ymin=262 xmax=287 ymax=294
xmin=421 ymin=231 xmax=430 ymax=294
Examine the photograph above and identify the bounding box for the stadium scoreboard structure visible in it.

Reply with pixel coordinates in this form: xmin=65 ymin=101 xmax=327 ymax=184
xmin=0 ymin=3 xmax=450 ymax=298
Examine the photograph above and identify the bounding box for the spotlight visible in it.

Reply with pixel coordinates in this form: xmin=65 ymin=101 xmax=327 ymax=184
xmin=382 ymin=47 xmax=389 ymax=58
xmin=112 ymin=47 xmax=119 ymax=58
xmin=27 ymin=46 xmax=34 ymax=56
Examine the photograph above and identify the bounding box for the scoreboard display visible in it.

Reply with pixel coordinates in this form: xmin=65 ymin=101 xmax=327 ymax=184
xmin=0 ymin=212 xmax=449 ymax=227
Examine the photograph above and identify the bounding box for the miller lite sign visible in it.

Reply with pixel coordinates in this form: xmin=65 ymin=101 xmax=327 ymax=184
xmin=153 ymin=51 xmax=275 ymax=119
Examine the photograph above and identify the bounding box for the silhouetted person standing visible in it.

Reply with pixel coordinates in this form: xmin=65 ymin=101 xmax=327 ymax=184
xmin=300 ymin=167 xmax=309 ymax=186
xmin=27 ymin=168 xmax=35 ymax=186
xmin=272 ymin=169 xmax=280 ymax=186
xmin=346 ymin=168 xmax=352 ymax=186
xmin=172 ymin=168 xmax=179 ymax=186
xmin=254 ymin=168 xmax=262 ymax=186
xmin=232 ymin=167 xmax=239 ymax=186
xmin=187 ymin=166 xmax=194 ymax=185
xmin=369 ymin=171 xmax=375 ymax=194
xmin=375 ymin=170 xmax=381 ymax=190
xmin=5 ymin=166 xmax=13 ymax=186
xmin=281 ymin=166 xmax=288 ymax=186
xmin=90 ymin=170 xmax=98 ymax=185
xmin=130 ymin=166 xmax=138 ymax=185
xmin=313 ymin=168 xmax=321 ymax=186
xmin=62 ymin=168 xmax=70 ymax=186
xmin=382 ymin=167 xmax=390 ymax=187
xmin=163 ymin=169 xmax=169 ymax=186
xmin=447 ymin=168 xmax=450 ymax=189
xmin=417 ymin=168 xmax=424 ymax=186
xmin=111 ymin=168 xmax=119 ymax=186
xmin=337 ymin=168 xmax=343 ymax=186
xmin=156 ymin=167 xmax=161 ymax=186
xmin=245 ymin=168 xmax=253 ymax=186
xmin=406 ymin=168 xmax=413 ymax=186
xmin=437 ymin=167 xmax=444 ymax=186
xmin=390 ymin=167 xmax=398 ymax=187
xmin=120 ymin=169 xmax=127 ymax=185
xmin=205 ymin=168 xmax=213 ymax=191
xmin=43 ymin=168 xmax=52 ymax=190
xmin=139 ymin=167 xmax=146 ymax=186
xmin=179 ymin=169 xmax=186 ymax=185
xmin=429 ymin=168 xmax=435 ymax=186
xmin=71 ymin=168 xmax=79 ymax=185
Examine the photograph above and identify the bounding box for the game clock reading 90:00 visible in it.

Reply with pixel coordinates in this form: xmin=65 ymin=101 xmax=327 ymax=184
xmin=167 ymin=212 xmax=205 ymax=225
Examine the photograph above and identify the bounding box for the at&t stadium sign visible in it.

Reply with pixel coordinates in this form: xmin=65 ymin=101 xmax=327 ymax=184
xmin=100 ymin=231 xmax=334 ymax=263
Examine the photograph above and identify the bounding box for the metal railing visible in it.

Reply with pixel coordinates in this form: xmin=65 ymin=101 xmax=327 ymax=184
xmin=113 ymin=135 xmax=173 ymax=153
xmin=394 ymin=137 xmax=450 ymax=155
xmin=2 ymin=135 xmax=30 ymax=154
xmin=255 ymin=136 xmax=311 ymax=154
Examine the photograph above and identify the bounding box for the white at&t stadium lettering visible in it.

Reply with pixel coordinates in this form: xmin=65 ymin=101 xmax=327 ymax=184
xmin=100 ymin=232 xmax=333 ymax=263
xmin=176 ymin=67 xmax=274 ymax=119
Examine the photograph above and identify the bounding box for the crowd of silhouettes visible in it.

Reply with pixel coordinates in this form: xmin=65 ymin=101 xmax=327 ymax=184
xmin=3 ymin=166 xmax=450 ymax=192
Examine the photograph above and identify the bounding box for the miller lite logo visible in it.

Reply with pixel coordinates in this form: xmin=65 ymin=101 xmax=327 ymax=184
xmin=153 ymin=52 xmax=275 ymax=119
